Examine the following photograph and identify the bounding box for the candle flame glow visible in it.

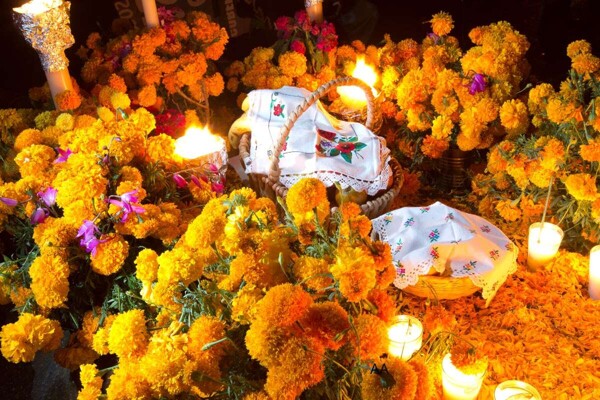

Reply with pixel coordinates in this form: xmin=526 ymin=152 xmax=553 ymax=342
xmin=174 ymin=126 xmax=224 ymax=160
xmin=337 ymin=56 xmax=378 ymax=107
xmin=14 ymin=0 xmax=62 ymax=15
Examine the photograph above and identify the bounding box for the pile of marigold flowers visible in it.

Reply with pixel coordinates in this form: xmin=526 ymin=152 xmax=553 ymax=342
xmin=471 ymin=40 xmax=600 ymax=251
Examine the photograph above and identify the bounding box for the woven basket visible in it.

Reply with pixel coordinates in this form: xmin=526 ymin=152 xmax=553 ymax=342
xmin=239 ymin=76 xmax=403 ymax=219
xmin=402 ymin=275 xmax=480 ymax=300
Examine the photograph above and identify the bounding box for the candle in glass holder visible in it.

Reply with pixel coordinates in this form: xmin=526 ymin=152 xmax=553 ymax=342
xmin=336 ymin=56 xmax=378 ymax=111
xmin=494 ymin=380 xmax=541 ymax=400
xmin=441 ymin=353 xmax=486 ymax=400
xmin=387 ymin=315 xmax=423 ymax=360
xmin=141 ymin=0 xmax=160 ymax=28
xmin=174 ymin=125 xmax=228 ymax=181
xmin=527 ymin=222 xmax=563 ymax=271
xmin=13 ymin=0 xmax=74 ymax=107
xmin=589 ymin=245 xmax=600 ymax=300
xmin=305 ymin=0 xmax=323 ymax=23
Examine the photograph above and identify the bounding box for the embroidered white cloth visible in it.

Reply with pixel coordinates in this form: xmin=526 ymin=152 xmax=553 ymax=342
xmin=372 ymin=202 xmax=517 ymax=301
xmin=243 ymin=86 xmax=392 ymax=195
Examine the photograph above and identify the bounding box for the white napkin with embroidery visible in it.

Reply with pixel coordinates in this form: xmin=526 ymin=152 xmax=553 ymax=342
xmin=372 ymin=202 xmax=517 ymax=301
xmin=243 ymin=86 xmax=391 ymax=195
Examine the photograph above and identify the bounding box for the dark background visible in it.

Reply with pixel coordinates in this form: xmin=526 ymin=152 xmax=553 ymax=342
xmin=1 ymin=0 xmax=600 ymax=398
xmin=0 ymin=0 xmax=600 ymax=108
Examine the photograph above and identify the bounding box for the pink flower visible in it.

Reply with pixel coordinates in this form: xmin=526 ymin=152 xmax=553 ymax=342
xmin=290 ymin=40 xmax=306 ymax=55
xmin=30 ymin=208 xmax=48 ymax=225
xmin=275 ymin=16 xmax=294 ymax=37
xmin=54 ymin=148 xmax=72 ymax=163
xmin=294 ymin=10 xmax=311 ymax=32
xmin=38 ymin=187 xmax=57 ymax=207
xmin=0 ymin=197 xmax=18 ymax=207
xmin=109 ymin=190 xmax=145 ymax=222
xmin=76 ymin=220 xmax=104 ymax=256
xmin=469 ymin=73 xmax=486 ymax=95
xmin=173 ymin=173 xmax=187 ymax=188
xmin=155 ymin=109 xmax=186 ymax=137
xmin=211 ymin=181 xmax=225 ymax=195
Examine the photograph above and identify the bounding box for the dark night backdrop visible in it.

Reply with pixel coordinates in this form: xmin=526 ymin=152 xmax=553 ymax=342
xmin=0 ymin=0 xmax=600 ymax=399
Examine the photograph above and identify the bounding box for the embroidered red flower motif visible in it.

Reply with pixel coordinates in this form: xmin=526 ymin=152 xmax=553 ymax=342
xmin=335 ymin=142 xmax=356 ymax=153
xmin=317 ymin=129 xmax=336 ymax=141
xmin=273 ymin=104 xmax=284 ymax=117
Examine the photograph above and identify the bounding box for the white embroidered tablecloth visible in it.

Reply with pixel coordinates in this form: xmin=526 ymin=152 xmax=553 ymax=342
xmin=243 ymin=86 xmax=391 ymax=196
xmin=372 ymin=202 xmax=517 ymax=301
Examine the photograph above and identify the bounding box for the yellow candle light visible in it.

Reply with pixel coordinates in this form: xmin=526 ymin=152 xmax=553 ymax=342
xmin=336 ymin=56 xmax=378 ymax=110
xmin=589 ymin=245 xmax=600 ymax=300
xmin=13 ymin=0 xmax=74 ymax=107
xmin=387 ymin=315 xmax=423 ymax=360
xmin=494 ymin=380 xmax=541 ymax=400
xmin=174 ymin=125 xmax=228 ymax=169
xmin=305 ymin=0 xmax=323 ymax=23
xmin=441 ymin=353 xmax=487 ymax=400
xmin=527 ymin=222 xmax=563 ymax=271
xmin=141 ymin=0 xmax=160 ymax=28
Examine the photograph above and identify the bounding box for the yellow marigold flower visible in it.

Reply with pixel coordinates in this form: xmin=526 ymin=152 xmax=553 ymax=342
xmin=110 ymin=92 xmax=131 ymax=110
xmin=294 ymin=256 xmax=333 ymax=292
xmin=188 ymin=316 xmax=227 ymax=362
xmin=567 ymin=40 xmax=592 ymax=58
xmin=14 ymin=128 xmax=44 ymax=152
xmin=108 ymin=309 xmax=149 ymax=360
xmin=78 ymin=363 xmax=103 ymax=400
xmin=351 ymin=314 xmax=387 ymax=360
xmin=564 ymin=173 xmax=598 ymax=201
xmin=157 ymin=245 xmax=203 ymax=286
xmin=108 ymin=74 xmax=127 ymax=93
xmin=0 ymin=313 xmax=63 ymax=363
xmin=571 ymin=53 xmax=600 ymax=75
xmin=527 ymin=83 xmax=555 ymax=114
xmin=55 ymin=90 xmax=82 ymax=111
xmin=580 ymin=140 xmax=600 ymax=162
xmin=91 ymin=233 xmax=129 ymax=276
xmin=54 ymin=346 xmax=98 ymax=371
xmin=278 ymin=51 xmax=308 ymax=78
xmin=431 ymin=114 xmax=454 ymax=140
xmin=29 ymin=253 xmax=70 ymax=309
xmin=592 ymin=198 xmax=600 ymax=222
xmin=529 ymin=167 xmax=553 ymax=189
xmin=137 ymin=85 xmax=157 ymax=108
xmin=286 ymin=178 xmax=330 ymax=224
xmin=232 ymin=284 xmax=264 ymax=324
xmin=15 ymin=144 xmax=56 ymax=178
xmin=331 ymin=245 xmax=376 ymax=302
xmin=506 ymin=163 xmax=529 ymax=190
xmin=496 ymin=199 xmax=521 ymax=222
xmin=362 ymin=357 xmax=418 ymax=400
xmin=255 ymin=283 xmax=312 ymax=328
xmin=55 ymin=113 xmax=75 ymax=131
xmin=500 ymin=99 xmax=529 ymax=136
xmin=35 ymin=110 xmax=57 ymax=130
xmin=430 ymin=11 xmax=454 ymax=36
xmin=421 ymin=135 xmax=449 ymax=159
xmin=184 ymin=197 xmax=227 ymax=248
xmin=135 ymin=248 xmax=159 ymax=283
xmin=546 ymin=98 xmax=574 ymax=124
xmin=105 ymin=362 xmax=152 ymax=399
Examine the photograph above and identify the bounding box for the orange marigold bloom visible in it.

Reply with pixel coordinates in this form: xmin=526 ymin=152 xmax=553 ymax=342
xmin=204 ymin=73 xmax=225 ymax=97
xmin=0 ymin=313 xmax=63 ymax=363
xmin=286 ymin=178 xmax=330 ymax=224
xmin=55 ymin=90 xmax=82 ymax=111
xmin=107 ymin=309 xmax=149 ymax=360
xmin=496 ymin=199 xmax=522 ymax=222
xmin=571 ymin=53 xmax=600 ymax=75
xmin=591 ymin=198 xmax=600 ymax=222
xmin=567 ymin=40 xmax=592 ymax=58
xmin=564 ymin=173 xmax=598 ymax=201
xmin=299 ymin=301 xmax=349 ymax=350
xmin=29 ymin=253 xmax=70 ymax=309
xmin=91 ymin=233 xmax=129 ymax=276
xmin=332 ymin=245 xmax=376 ymax=302
xmin=367 ymin=289 xmax=396 ymax=322
xmin=431 ymin=114 xmax=454 ymax=140
xmin=351 ymin=314 xmax=388 ymax=361
xmin=137 ymin=85 xmax=157 ymax=107
xmin=294 ymin=256 xmax=333 ymax=292
xmin=430 ymin=11 xmax=454 ymax=36
xmin=361 ymin=357 xmax=418 ymax=400
xmin=500 ymin=99 xmax=529 ymax=136
xmin=580 ymin=139 xmax=600 ymax=162
xmin=278 ymin=51 xmax=308 ymax=78
xmin=254 ymin=283 xmax=313 ymax=328
xmin=78 ymin=363 xmax=103 ymax=400
xmin=421 ymin=135 xmax=449 ymax=159
xmin=108 ymin=74 xmax=127 ymax=93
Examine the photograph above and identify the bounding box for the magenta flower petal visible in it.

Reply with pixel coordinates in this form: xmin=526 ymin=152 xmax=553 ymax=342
xmin=54 ymin=148 xmax=72 ymax=164
xmin=119 ymin=189 xmax=139 ymax=204
xmin=38 ymin=187 xmax=57 ymax=207
xmin=0 ymin=197 xmax=18 ymax=207
xmin=189 ymin=175 xmax=201 ymax=187
xmin=173 ymin=173 xmax=187 ymax=188
xmin=30 ymin=208 xmax=48 ymax=225
xmin=469 ymin=73 xmax=486 ymax=95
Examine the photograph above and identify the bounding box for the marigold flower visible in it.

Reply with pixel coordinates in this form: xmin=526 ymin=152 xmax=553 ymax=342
xmin=299 ymin=301 xmax=349 ymax=350
xmin=361 ymin=357 xmax=418 ymax=400
xmin=78 ymin=363 xmax=103 ymax=400
xmin=286 ymin=178 xmax=330 ymax=224
xmin=564 ymin=173 xmax=598 ymax=201
xmin=29 ymin=253 xmax=70 ymax=309
xmin=580 ymin=140 xmax=600 ymax=162
xmin=107 ymin=309 xmax=149 ymax=360
xmin=279 ymin=51 xmax=308 ymax=78
xmin=55 ymin=90 xmax=82 ymax=111
xmin=0 ymin=313 xmax=63 ymax=363
xmin=351 ymin=314 xmax=387 ymax=360
xmin=571 ymin=53 xmax=600 ymax=75
xmin=500 ymin=99 xmax=529 ymax=136
xmin=421 ymin=135 xmax=449 ymax=159
xmin=135 ymin=248 xmax=159 ymax=283
xmin=332 ymin=245 xmax=377 ymax=302
xmin=567 ymin=40 xmax=592 ymax=58
xmin=431 ymin=114 xmax=454 ymax=140
xmin=90 ymin=233 xmax=129 ymax=276
xmin=496 ymin=199 xmax=522 ymax=222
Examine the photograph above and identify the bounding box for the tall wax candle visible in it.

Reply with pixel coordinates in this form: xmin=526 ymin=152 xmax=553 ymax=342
xmin=141 ymin=0 xmax=160 ymax=28
xmin=589 ymin=245 xmax=600 ymax=300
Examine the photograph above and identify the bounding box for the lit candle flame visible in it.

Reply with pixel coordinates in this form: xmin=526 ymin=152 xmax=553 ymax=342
xmin=174 ymin=126 xmax=225 ymax=160
xmin=14 ymin=0 xmax=62 ymax=15
xmin=337 ymin=56 xmax=378 ymax=108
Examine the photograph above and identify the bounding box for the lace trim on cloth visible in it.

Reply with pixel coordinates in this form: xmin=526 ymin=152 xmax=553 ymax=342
xmin=278 ymin=160 xmax=393 ymax=196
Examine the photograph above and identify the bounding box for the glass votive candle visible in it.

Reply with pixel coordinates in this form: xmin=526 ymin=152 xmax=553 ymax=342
xmin=527 ymin=222 xmax=563 ymax=271
xmin=387 ymin=315 xmax=423 ymax=360
xmin=589 ymin=245 xmax=600 ymax=300
xmin=441 ymin=353 xmax=487 ymax=400
xmin=494 ymin=380 xmax=541 ymax=400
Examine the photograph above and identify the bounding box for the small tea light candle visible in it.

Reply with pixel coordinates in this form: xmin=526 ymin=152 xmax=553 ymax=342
xmin=387 ymin=315 xmax=423 ymax=360
xmin=141 ymin=0 xmax=160 ymax=28
xmin=494 ymin=380 xmax=541 ymax=400
xmin=527 ymin=222 xmax=563 ymax=271
xmin=337 ymin=56 xmax=378 ymax=111
xmin=589 ymin=245 xmax=600 ymax=300
xmin=174 ymin=125 xmax=227 ymax=169
xmin=441 ymin=353 xmax=486 ymax=400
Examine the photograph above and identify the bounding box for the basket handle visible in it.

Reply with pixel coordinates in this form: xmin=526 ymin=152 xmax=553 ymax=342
xmin=267 ymin=76 xmax=376 ymax=184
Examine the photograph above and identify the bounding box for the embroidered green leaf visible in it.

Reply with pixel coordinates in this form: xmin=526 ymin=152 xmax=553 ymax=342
xmin=341 ymin=152 xmax=352 ymax=163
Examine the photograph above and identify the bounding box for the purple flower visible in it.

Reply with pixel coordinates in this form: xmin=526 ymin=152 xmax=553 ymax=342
xmin=38 ymin=187 xmax=57 ymax=207
xmin=189 ymin=175 xmax=202 ymax=187
xmin=76 ymin=220 xmax=104 ymax=256
xmin=54 ymin=148 xmax=72 ymax=163
xmin=173 ymin=173 xmax=187 ymax=188
xmin=211 ymin=181 xmax=225 ymax=195
xmin=469 ymin=73 xmax=486 ymax=95
xmin=109 ymin=190 xmax=145 ymax=222
xmin=427 ymin=32 xmax=440 ymax=44
xmin=30 ymin=208 xmax=48 ymax=225
xmin=0 ymin=197 xmax=18 ymax=207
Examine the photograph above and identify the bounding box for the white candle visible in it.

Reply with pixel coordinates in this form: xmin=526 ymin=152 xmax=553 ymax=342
xmin=494 ymin=380 xmax=541 ymax=400
xmin=141 ymin=0 xmax=160 ymax=28
xmin=305 ymin=0 xmax=323 ymax=23
xmin=527 ymin=222 xmax=563 ymax=271
xmin=387 ymin=315 xmax=423 ymax=360
xmin=337 ymin=57 xmax=378 ymax=110
xmin=441 ymin=353 xmax=486 ymax=400
xmin=589 ymin=245 xmax=600 ymax=300
xmin=174 ymin=125 xmax=228 ymax=175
